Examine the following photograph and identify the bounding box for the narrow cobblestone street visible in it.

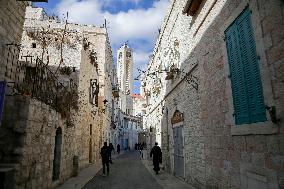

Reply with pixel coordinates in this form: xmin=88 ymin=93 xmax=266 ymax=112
xmin=1 ymin=1 xmax=283 ymax=189
xmin=82 ymin=151 xmax=163 ymax=189
xmin=82 ymin=151 xmax=193 ymax=189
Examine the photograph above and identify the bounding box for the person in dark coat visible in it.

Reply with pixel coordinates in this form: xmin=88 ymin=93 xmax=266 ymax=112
xmin=140 ymin=145 xmax=144 ymax=159
xmin=100 ymin=142 xmax=110 ymax=176
xmin=117 ymin=144 xmax=120 ymax=154
xmin=109 ymin=143 xmax=115 ymax=164
xmin=150 ymin=142 xmax=162 ymax=174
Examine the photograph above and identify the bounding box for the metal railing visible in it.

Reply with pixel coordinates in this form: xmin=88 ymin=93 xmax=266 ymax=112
xmin=18 ymin=58 xmax=78 ymax=115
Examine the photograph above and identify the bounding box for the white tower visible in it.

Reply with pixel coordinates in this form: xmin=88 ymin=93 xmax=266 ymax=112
xmin=117 ymin=44 xmax=133 ymax=95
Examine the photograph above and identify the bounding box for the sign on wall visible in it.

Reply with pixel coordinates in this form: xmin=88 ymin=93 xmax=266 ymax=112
xmin=90 ymin=79 xmax=99 ymax=106
xmin=0 ymin=81 xmax=6 ymax=126
xmin=171 ymin=110 xmax=184 ymax=125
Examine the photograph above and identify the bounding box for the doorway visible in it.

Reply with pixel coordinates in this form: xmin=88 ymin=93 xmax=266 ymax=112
xmin=89 ymin=138 xmax=93 ymax=163
xmin=52 ymin=127 xmax=62 ymax=181
xmin=89 ymin=124 xmax=93 ymax=163
xmin=173 ymin=126 xmax=184 ymax=178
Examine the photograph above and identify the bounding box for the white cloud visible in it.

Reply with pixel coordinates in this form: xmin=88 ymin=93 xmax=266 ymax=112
xmin=56 ymin=0 xmax=104 ymax=25
xmin=103 ymin=0 xmax=142 ymax=6
xmin=133 ymin=51 xmax=151 ymax=76
xmin=105 ymin=1 xmax=169 ymax=44
xmin=55 ymin=0 xmax=170 ymax=46
xmin=55 ymin=0 xmax=170 ymax=92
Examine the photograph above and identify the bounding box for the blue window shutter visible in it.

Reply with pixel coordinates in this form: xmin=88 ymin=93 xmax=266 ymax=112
xmin=237 ymin=8 xmax=267 ymax=123
xmin=225 ymin=23 xmax=250 ymax=125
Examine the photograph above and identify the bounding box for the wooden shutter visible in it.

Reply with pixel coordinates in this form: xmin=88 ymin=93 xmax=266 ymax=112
xmin=225 ymin=23 xmax=250 ymax=125
xmin=225 ymin=7 xmax=266 ymax=125
xmin=237 ymin=8 xmax=266 ymax=123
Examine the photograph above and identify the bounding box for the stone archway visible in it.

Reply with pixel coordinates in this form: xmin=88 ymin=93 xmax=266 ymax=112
xmin=52 ymin=127 xmax=62 ymax=181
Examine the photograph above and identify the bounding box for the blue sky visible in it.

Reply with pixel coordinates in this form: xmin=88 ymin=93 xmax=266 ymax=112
xmin=35 ymin=0 xmax=156 ymax=15
xmin=34 ymin=0 xmax=170 ymax=94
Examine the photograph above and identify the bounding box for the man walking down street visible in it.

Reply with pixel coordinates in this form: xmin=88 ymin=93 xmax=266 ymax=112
xmin=150 ymin=142 xmax=162 ymax=175
xmin=109 ymin=143 xmax=115 ymax=164
xmin=100 ymin=142 xmax=110 ymax=176
xmin=117 ymin=144 xmax=120 ymax=154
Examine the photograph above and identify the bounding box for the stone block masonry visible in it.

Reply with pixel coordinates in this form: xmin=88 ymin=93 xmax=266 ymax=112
xmin=0 ymin=0 xmax=29 ymax=82
xmin=19 ymin=4 xmax=115 ymax=170
xmin=76 ymin=47 xmax=100 ymax=167
xmin=20 ymin=6 xmax=115 ymax=151
xmin=0 ymin=96 xmax=77 ymax=189
xmin=0 ymin=3 xmax=116 ymax=189
xmin=144 ymin=0 xmax=284 ymax=188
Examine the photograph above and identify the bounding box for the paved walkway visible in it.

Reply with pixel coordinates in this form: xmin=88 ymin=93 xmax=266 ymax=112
xmin=83 ymin=151 xmax=163 ymax=189
xmin=56 ymin=151 xmax=124 ymax=189
xmin=83 ymin=151 xmax=195 ymax=189
xmin=141 ymin=159 xmax=195 ymax=189
xmin=57 ymin=150 xmax=195 ymax=189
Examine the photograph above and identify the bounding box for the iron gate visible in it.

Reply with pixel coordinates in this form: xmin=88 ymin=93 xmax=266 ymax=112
xmin=173 ymin=126 xmax=184 ymax=178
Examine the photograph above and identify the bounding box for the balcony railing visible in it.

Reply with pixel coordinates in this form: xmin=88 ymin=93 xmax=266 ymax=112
xmin=17 ymin=58 xmax=78 ymax=116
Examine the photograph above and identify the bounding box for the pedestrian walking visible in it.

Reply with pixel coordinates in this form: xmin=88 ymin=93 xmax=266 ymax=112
xmin=100 ymin=142 xmax=110 ymax=176
xmin=150 ymin=142 xmax=162 ymax=175
xmin=139 ymin=145 xmax=144 ymax=159
xmin=117 ymin=144 xmax=120 ymax=154
xmin=109 ymin=143 xmax=115 ymax=164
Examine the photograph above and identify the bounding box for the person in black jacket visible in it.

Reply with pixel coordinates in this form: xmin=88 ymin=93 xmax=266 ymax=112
xmin=150 ymin=142 xmax=162 ymax=175
xmin=117 ymin=144 xmax=120 ymax=154
xmin=100 ymin=142 xmax=110 ymax=176
xmin=109 ymin=143 xmax=115 ymax=164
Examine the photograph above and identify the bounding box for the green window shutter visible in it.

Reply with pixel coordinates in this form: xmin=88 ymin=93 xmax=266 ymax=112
xmin=225 ymin=7 xmax=266 ymax=125
xmin=225 ymin=23 xmax=250 ymax=125
xmin=237 ymin=8 xmax=267 ymax=123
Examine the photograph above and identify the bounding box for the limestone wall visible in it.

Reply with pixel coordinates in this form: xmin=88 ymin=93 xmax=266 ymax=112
xmin=19 ymin=5 xmax=114 ymax=166
xmin=196 ymin=1 xmax=284 ymax=188
xmin=87 ymin=32 xmax=115 ymax=146
xmin=144 ymin=0 xmax=284 ymax=188
xmin=0 ymin=0 xmax=28 ymax=82
xmin=133 ymin=96 xmax=146 ymax=117
xmin=0 ymin=96 xmax=77 ymax=189
xmin=76 ymin=47 xmax=100 ymax=167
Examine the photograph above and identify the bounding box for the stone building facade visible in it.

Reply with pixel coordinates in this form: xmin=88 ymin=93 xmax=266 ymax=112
xmin=0 ymin=0 xmax=30 ymax=128
xmin=113 ymin=44 xmax=143 ymax=150
xmin=132 ymin=94 xmax=146 ymax=117
xmin=117 ymin=111 xmax=142 ymax=150
xmin=76 ymin=48 xmax=100 ymax=166
xmin=0 ymin=95 xmax=77 ymax=189
xmin=19 ymin=4 xmax=110 ymax=166
xmin=0 ymin=5 xmax=115 ymax=189
xmin=117 ymin=44 xmax=134 ymax=95
xmin=0 ymin=0 xmax=29 ymax=83
xmin=144 ymin=0 xmax=284 ymax=188
xmin=116 ymin=44 xmax=134 ymax=115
